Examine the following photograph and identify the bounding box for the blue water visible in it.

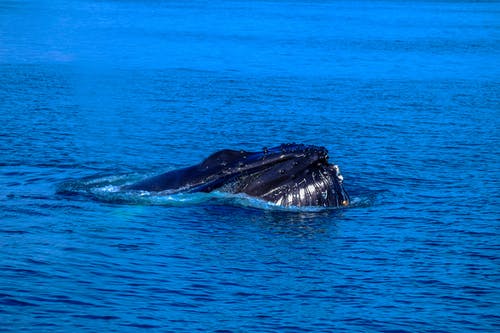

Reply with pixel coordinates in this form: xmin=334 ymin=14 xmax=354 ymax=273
xmin=1 ymin=0 xmax=499 ymax=332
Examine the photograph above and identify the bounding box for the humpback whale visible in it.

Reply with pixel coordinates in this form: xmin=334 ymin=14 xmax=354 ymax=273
xmin=125 ymin=143 xmax=349 ymax=208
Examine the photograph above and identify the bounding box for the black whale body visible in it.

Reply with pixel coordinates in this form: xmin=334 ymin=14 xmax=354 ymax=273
xmin=125 ymin=143 xmax=349 ymax=208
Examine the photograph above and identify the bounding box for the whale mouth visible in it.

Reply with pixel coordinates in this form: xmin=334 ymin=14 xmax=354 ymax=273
xmin=196 ymin=144 xmax=350 ymax=208
xmin=274 ymin=164 xmax=349 ymax=207
xmin=229 ymin=145 xmax=349 ymax=208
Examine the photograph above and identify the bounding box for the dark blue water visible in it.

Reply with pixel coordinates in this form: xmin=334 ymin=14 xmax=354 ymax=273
xmin=1 ymin=0 xmax=499 ymax=332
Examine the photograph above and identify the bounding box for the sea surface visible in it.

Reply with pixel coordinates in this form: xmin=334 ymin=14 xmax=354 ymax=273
xmin=1 ymin=0 xmax=499 ymax=332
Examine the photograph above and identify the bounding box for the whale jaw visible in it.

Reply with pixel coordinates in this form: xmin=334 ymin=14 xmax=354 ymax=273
xmin=231 ymin=154 xmax=349 ymax=208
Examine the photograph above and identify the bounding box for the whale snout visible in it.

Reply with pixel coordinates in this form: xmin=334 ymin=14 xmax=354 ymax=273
xmin=281 ymin=143 xmax=330 ymax=165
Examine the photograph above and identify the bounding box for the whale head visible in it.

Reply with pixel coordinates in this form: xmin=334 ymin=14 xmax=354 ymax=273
xmin=126 ymin=143 xmax=350 ymax=208
xmin=215 ymin=143 xmax=350 ymax=208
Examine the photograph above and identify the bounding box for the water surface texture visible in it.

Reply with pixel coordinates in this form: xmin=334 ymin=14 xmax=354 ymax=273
xmin=1 ymin=0 xmax=499 ymax=332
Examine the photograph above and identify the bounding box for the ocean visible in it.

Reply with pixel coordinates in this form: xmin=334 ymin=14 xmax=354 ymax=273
xmin=0 ymin=0 xmax=499 ymax=332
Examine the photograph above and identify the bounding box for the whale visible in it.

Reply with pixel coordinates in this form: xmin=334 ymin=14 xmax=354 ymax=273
xmin=125 ymin=143 xmax=349 ymax=208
